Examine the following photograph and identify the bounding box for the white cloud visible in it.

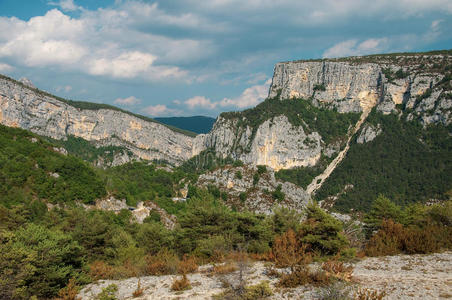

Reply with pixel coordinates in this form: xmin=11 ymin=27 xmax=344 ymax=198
xmin=48 ymin=0 xmax=82 ymax=12
xmin=323 ymin=38 xmax=389 ymax=58
xmin=56 ymin=85 xmax=72 ymax=92
xmin=114 ymin=96 xmax=141 ymax=106
xmin=141 ymin=104 xmax=180 ymax=117
xmin=184 ymin=79 xmax=271 ymax=110
xmin=185 ymin=96 xmax=217 ymax=109
xmin=113 ymin=96 xmax=141 ymax=105
xmin=88 ymin=51 xmax=156 ymax=78
xmin=0 ymin=62 xmax=13 ymax=72
xmin=0 ymin=6 xmax=204 ymax=82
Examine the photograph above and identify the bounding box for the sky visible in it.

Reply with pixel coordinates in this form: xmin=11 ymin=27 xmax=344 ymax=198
xmin=0 ymin=0 xmax=451 ymax=117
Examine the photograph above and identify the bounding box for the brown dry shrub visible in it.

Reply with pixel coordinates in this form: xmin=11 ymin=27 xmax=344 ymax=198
xmin=55 ymin=278 xmax=80 ymax=300
xmin=213 ymin=261 xmax=238 ymax=274
xmin=401 ymin=225 xmax=441 ymax=254
xmin=277 ymin=266 xmax=312 ymax=288
xmin=365 ymin=220 xmax=447 ymax=256
xmin=322 ymin=259 xmax=353 ymax=282
xmin=146 ymin=248 xmax=180 ymax=275
xmin=132 ymin=279 xmax=144 ymax=298
xmin=364 ymin=220 xmax=404 ymax=256
xmin=271 ymin=229 xmax=312 ymax=270
xmin=89 ymin=261 xmax=114 ymax=280
xmin=171 ymin=274 xmax=191 ymax=291
xmin=355 ymin=287 xmax=386 ymax=300
xmin=178 ymin=255 xmax=198 ymax=274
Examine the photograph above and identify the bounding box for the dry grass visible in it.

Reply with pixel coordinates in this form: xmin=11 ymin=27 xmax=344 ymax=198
xmin=213 ymin=262 xmax=238 ymax=274
xmin=171 ymin=275 xmax=191 ymax=291
xmin=132 ymin=279 xmax=144 ymax=298
xmin=354 ymin=287 xmax=386 ymax=300
xmin=322 ymin=259 xmax=354 ymax=282
xmin=178 ymin=255 xmax=198 ymax=275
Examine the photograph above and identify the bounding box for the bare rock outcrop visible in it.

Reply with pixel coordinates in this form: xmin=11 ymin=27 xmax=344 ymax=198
xmin=0 ymin=76 xmax=195 ymax=165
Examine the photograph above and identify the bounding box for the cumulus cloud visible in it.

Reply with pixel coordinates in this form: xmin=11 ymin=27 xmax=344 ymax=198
xmin=48 ymin=0 xmax=82 ymax=12
xmin=0 ymin=6 xmax=201 ymax=82
xmin=184 ymin=79 xmax=271 ymax=110
xmin=114 ymin=96 xmax=141 ymax=106
xmin=141 ymin=104 xmax=180 ymax=117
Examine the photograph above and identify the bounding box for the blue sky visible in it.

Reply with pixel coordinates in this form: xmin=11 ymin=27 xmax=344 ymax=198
xmin=0 ymin=0 xmax=451 ymax=117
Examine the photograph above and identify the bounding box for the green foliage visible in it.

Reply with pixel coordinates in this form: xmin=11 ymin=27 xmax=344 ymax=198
xmin=95 ymin=284 xmax=118 ymax=300
xmin=0 ymin=224 xmax=82 ymax=299
xmin=0 ymin=125 xmax=106 ymax=206
xmin=49 ymin=135 xmax=130 ymax=164
xmin=316 ymin=111 xmax=452 ymax=211
xmin=104 ymin=161 xmax=186 ymax=211
xmin=272 ymin=184 xmax=285 ymax=202
xmin=257 ymin=165 xmax=267 ymax=175
xmin=299 ymin=203 xmax=348 ymax=255
xmin=235 ymin=171 xmax=243 ymax=179
xmin=179 ymin=149 xmax=239 ymax=174
xmin=313 ymin=84 xmax=326 ymax=91
xmin=364 ymin=195 xmax=404 ymax=234
xmin=221 ymin=96 xmax=359 ymax=146
xmin=253 ymin=173 xmax=260 ymax=185
xmin=241 ymin=281 xmax=273 ymax=299
xmin=239 ymin=192 xmax=247 ymax=203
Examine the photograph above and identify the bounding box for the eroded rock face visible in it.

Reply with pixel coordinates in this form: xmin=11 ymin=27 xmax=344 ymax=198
xmin=0 ymin=77 xmax=194 ymax=164
xmin=269 ymin=61 xmax=381 ymax=112
xmin=196 ymin=54 xmax=451 ymax=170
xmin=197 ymin=165 xmax=310 ymax=214
xmin=194 ymin=115 xmax=323 ymax=171
xmin=356 ymin=124 xmax=382 ymax=144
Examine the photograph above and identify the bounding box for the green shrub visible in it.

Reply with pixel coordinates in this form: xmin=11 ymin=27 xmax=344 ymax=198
xmin=95 ymin=284 xmax=118 ymax=300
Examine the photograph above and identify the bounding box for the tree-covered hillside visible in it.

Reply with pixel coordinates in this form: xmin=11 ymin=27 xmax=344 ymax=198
xmin=315 ymin=110 xmax=452 ymax=212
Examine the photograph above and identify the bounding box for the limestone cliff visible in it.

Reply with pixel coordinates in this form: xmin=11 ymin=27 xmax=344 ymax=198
xmin=0 ymin=76 xmax=195 ymax=164
xmin=194 ymin=52 xmax=452 ymax=171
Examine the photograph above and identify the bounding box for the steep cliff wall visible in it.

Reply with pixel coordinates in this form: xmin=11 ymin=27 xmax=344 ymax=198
xmin=195 ymin=52 xmax=452 ymax=171
xmin=0 ymin=76 xmax=195 ymax=164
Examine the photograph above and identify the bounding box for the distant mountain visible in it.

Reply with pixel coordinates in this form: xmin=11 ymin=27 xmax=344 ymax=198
xmin=155 ymin=116 xmax=216 ymax=134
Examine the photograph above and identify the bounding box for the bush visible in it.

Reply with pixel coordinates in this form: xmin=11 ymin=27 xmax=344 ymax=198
xmin=95 ymin=284 xmax=118 ymax=300
xmin=272 ymin=184 xmax=285 ymax=202
xmin=241 ymin=281 xmax=273 ymax=299
xmin=171 ymin=275 xmax=191 ymax=291
xmin=364 ymin=220 xmax=404 ymax=256
xmin=278 ymin=265 xmax=330 ymax=288
xmin=146 ymin=249 xmax=180 ymax=275
xmin=271 ymin=229 xmax=311 ymax=270
xmin=55 ymin=278 xmax=80 ymax=300
xmin=177 ymin=255 xmax=198 ymax=274
xmin=89 ymin=261 xmax=115 ymax=280
xmin=299 ymin=203 xmax=348 ymax=256
xmin=364 ymin=219 xmax=447 ymax=256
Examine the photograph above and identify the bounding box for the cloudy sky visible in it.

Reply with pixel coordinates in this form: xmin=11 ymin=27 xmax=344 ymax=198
xmin=0 ymin=0 xmax=451 ymax=117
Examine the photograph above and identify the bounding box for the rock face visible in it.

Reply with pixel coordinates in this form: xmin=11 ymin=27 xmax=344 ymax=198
xmin=195 ymin=53 xmax=452 ymax=171
xmin=0 ymin=76 xmax=195 ymax=164
xmin=197 ymin=165 xmax=310 ymax=214
xmin=194 ymin=115 xmax=323 ymax=171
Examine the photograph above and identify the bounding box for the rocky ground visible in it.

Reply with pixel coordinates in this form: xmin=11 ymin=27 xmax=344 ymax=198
xmin=79 ymin=251 xmax=452 ymax=299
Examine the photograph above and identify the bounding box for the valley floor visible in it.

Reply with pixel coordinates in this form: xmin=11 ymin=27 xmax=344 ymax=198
xmin=79 ymin=251 xmax=452 ymax=299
